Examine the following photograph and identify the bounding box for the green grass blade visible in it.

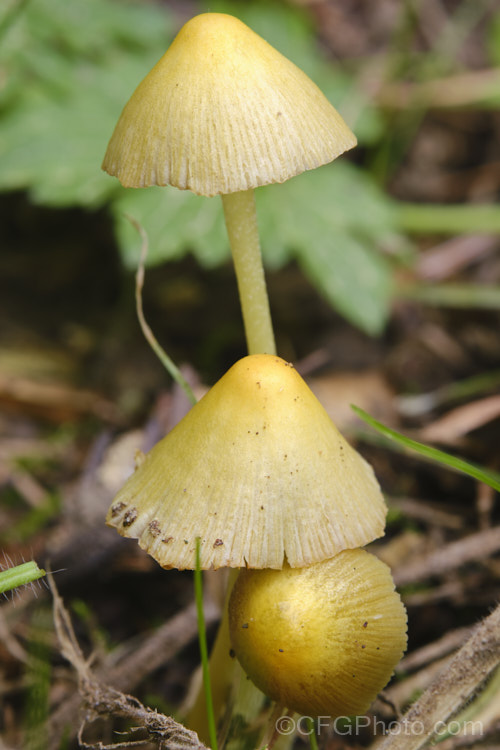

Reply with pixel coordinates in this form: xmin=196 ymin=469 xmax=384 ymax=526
xmin=352 ymin=405 xmax=500 ymax=491
xmin=194 ymin=538 xmax=218 ymax=750
xmin=0 ymin=561 xmax=46 ymax=594
xmin=306 ymin=718 xmax=319 ymax=750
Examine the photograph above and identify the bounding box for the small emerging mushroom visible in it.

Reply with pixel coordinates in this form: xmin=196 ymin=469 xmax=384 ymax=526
xmin=102 ymin=12 xmax=356 ymax=355
xmin=228 ymin=548 xmax=407 ymax=717
xmin=106 ymin=355 xmax=386 ymax=570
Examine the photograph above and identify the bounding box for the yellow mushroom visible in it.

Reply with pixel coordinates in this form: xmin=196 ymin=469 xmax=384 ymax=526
xmin=102 ymin=12 xmax=355 ymax=195
xmin=102 ymin=12 xmax=356 ymax=355
xmin=228 ymin=548 xmax=407 ymax=717
xmin=106 ymin=354 xmax=386 ymax=570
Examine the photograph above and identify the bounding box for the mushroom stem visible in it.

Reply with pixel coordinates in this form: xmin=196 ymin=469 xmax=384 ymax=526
xmin=221 ymin=190 xmax=276 ymax=355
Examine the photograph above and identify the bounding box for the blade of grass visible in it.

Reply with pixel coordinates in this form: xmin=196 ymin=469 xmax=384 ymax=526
xmin=306 ymin=717 xmax=319 ymax=750
xmin=352 ymin=405 xmax=500 ymax=491
xmin=194 ymin=538 xmax=218 ymax=750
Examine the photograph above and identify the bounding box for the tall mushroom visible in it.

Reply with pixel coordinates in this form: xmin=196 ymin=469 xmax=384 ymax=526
xmin=102 ymin=12 xmax=356 ymax=356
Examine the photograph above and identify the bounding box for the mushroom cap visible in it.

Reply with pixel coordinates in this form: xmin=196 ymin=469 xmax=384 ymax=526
xmin=106 ymin=355 xmax=386 ymax=570
xmin=102 ymin=12 xmax=356 ymax=196
xmin=229 ymin=549 xmax=407 ymax=716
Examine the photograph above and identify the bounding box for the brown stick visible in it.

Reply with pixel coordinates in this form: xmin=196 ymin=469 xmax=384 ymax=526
xmin=373 ymin=603 xmax=500 ymax=750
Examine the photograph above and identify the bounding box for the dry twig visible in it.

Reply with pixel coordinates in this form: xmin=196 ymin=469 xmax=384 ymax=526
xmin=374 ymin=603 xmax=500 ymax=750
xmin=49 ymin=573 xmax=214 ymax=750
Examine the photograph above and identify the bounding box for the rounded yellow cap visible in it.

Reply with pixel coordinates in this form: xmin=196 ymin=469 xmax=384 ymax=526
xmin=106 ymin=355 xmax=386 ymax=570
xmin=102 ymin=13 xmax=356 ymax=196
xmin=229 ymin=549 xmax=407 ymax=716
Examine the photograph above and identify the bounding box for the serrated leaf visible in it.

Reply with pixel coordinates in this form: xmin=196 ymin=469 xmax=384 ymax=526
xmin=0 ymin=0 xmax=174 ymax=206
xmin=0 ymin=89 xmax=118 ymax=206
xmin=257 ymin=163 xmax=397 ymax=332
xmin=260 ymin=162 xmax=398 ymax=250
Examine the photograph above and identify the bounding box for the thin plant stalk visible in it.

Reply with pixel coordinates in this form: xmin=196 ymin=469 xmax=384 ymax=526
xmin=0 ymin=561 xmax=46 ymax=595
xmin=128 ymin=213 xmax=197 ymax=406
xmin=194 ymin=539 xmax=218 ymax=750
xmin=353 ymin=406 xmax=500 ymax=491
xmin=307 ymin=718 xmax=319 ymax=750
xmin=399 ymin=282 xmax=500 ymax=309
xmin=187 ymin=569 xmax=240 ymax=745
xmin=221 ymin=190 xmax=276 ymax=356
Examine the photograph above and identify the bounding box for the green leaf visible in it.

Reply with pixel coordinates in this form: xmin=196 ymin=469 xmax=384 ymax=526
xmin=261 ymin=162 xmax=399 ymax=253
xmin=353 ymin=405 xmax=500 ymax=491
xmin=0 ymin=88 xmax=119 ymax=207
xmin=298 ymin=232 xmax=393 ymax=334
xmin=257 ymin=163 xmax=399 ymax=333
xmin=0 ymin=0 xmax=174 ymax=206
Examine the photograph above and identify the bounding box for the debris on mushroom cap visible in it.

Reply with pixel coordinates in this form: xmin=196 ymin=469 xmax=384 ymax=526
xmin=106 ymin=355 xmax=386 ymax=570
xmin=228 ymin=549 xmax=407 ymax=717
xmin=102 ymin=12 xmax=357 ymax=196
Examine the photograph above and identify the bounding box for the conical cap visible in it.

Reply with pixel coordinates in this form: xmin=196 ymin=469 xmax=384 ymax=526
xmin=102 ymin=13 xmax=356 ymax=196
xmin=107 ymin=355 xmax=386 ymax=569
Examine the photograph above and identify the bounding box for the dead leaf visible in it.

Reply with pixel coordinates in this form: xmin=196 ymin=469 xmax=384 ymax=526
xmin=308 ymin=369 xmax=396 ymax=432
